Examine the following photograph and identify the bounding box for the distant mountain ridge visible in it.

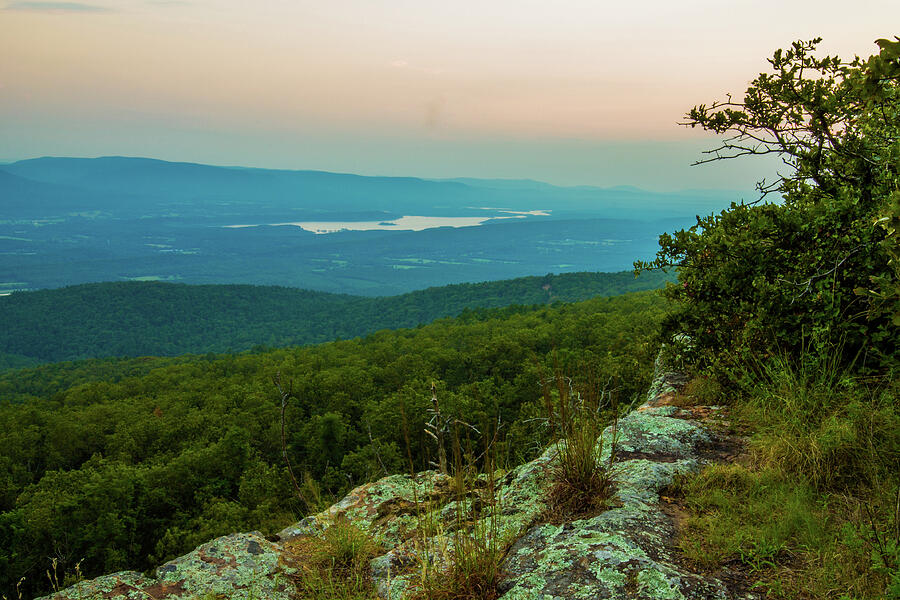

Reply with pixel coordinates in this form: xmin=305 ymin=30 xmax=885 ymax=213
xmin=0 ymin=270 xmax=674 ymax=366
xmin=1 ymin=155 xmax=739 ymax=219
xmin=0 ymin=155 xmax=724 ymax=296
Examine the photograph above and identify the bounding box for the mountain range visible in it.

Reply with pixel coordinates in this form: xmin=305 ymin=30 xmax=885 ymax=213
xmin=0 ymin=156 xmax=738 ymax=295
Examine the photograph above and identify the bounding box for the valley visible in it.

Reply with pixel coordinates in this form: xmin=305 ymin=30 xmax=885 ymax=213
xmin=0 ymin=156 xmax=736 ymax=295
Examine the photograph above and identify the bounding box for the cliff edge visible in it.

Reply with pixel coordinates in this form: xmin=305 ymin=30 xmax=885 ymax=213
xmin=39 ymin=358 xmax=750 ymax=600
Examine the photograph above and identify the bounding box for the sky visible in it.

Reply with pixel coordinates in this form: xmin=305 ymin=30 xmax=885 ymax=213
xmin=1 ymin=0 xmax=898 ymax=191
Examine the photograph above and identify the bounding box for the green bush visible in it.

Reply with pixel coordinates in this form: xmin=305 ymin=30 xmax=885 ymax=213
xmin=637 ymin=37 xmax=900 ymax=374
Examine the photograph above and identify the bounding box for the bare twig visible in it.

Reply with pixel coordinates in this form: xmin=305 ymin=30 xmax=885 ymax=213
xmin=273 ymin=372 xmax=302 ymax=498
xmin=775 ymin=245 xmax=864 ymax=301
xmin=365 ymin=421 xmax=390 ymax=477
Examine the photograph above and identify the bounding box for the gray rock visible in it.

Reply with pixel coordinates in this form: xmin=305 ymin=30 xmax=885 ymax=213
xmin=41 ymin=354 xmax=751 ymax=600
xmin=36 ymin=532 xmax=297 ymax=600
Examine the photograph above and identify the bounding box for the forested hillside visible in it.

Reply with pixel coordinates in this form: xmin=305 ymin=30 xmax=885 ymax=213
xmin=0 ymin=291 xmax=667 ymax=599
xmin=0 ymin=270 xmax=673 ymax=365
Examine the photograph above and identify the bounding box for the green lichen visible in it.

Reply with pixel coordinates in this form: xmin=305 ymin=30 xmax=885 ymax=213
xmin=595 ymin=567 xmax=628 ymax=587
xmin=155 ymin=533 xmax=296 ymax=600
xmin=637 ymin=568 xmax=687 ymax=600
xmin=612 ymin=410 xmax=709 ymax=456
xmin=497 ymin=510 xmax=716 ymax=600
xmin=35 ymin=572 xmax=153 ymax=600
xmin=617 ymin=459 xmax=698 ymax=494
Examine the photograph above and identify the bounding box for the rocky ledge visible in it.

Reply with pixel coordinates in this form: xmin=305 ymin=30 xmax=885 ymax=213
xmin=40 ymin=359 xmax=748 ymax=600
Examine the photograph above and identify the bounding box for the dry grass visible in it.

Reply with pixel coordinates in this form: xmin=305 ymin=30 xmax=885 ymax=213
xmin=668 ymin=375 xmax=725 ymax=407
xmin=409 ymin=426 xmax=508 ymax=600
xmin=540 ymin=365 xmax=617 ymax=522
xmin=289 ymin=517 xmax=382 ymax=600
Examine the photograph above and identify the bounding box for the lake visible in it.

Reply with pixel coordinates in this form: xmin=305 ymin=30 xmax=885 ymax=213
xmin=225 ymin=212 xmax=550 ymax=234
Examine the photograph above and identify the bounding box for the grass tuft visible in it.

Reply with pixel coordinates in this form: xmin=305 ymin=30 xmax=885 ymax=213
xmin=291 ymin=517 xmax=381 ymax=600
xmin=738 ymin=350 xmax=899 ymax=491
xmin=410 ymin=425 xmax=507 ymax=600
xmin=541 ymin=366 xmax=617 ymax=521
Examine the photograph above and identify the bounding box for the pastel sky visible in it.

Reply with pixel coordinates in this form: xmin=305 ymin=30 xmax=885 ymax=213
xmin=1 ymin=0 xmax=897 ymax=190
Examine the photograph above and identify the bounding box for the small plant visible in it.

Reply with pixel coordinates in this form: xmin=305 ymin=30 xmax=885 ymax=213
xmin=541 ymin=366 xmax=617 ymax=520
xmin=738 ymin=538 xmax=785 ymax=572
xmin=866 ymin=487 xmax=900 ymax=599
xmin=3 ymin=577 xmax=26 ymax=600
xmin=298 ymin=470 xmax=329 ymax=515
xmin=670 ymin=374 xmax=724 ymax=407
xmin=43 ymin=558 xmax=87 ymax=597
xmin=322 ymin=518 xmax=381 ymax=576
xmin=413 ymin=504 xmax=505 ymax=600
xmin=410 ymin=422 xmax=507 ymax=600
xmin=62 ymin=559 xmax=84 ymax=593
xmin=46 ymin=558 xmax=61 ymax=593
xmin=291 ymin=517 xmax=381 ymax=600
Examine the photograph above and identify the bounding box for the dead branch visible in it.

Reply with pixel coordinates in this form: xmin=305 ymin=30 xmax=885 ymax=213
xmin=272 ymin=372 xmax=302 ymax=498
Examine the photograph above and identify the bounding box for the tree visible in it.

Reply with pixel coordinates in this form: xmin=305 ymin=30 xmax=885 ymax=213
xmin=637 ymin=37 xmax=900 ymax=373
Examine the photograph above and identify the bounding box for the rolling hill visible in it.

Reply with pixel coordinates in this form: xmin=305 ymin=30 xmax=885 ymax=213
xmin=0 ymin=270 xmax=674 ymax=365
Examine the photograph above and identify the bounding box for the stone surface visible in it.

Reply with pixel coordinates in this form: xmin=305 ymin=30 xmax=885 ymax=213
xmin=39 ymin=355 xmax=750 ymax=600
xmin=35 ymin=572 xmax=155 ymax=600
xmin=494 ymin=366 xmax=732 ymax=600
xmin=36 ymin=532 xmax=297 ymax=600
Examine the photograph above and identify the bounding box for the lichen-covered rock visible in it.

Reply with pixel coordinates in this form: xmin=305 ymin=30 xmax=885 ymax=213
xmin=280 ymin=470 xmax=455 ymax=549
xmin=154 ymin=532 xmax=297 ymax=599
xmin=613 ymin=405 xmax=711 ymax=457
xmin=494 ymin=371 xmax=731 ymax=600
xmin=36 ymin=532 xmax=297 ymax=600
xmin=497 ymin=454 xmax=724 ymax=599
xmin=40 ymin=355 xmax=749 ymax=600
xmin=35 ymin=572 xmax=155 ymax=600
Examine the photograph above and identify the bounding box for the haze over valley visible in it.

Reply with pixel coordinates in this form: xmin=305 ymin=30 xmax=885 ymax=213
xmin=0 ymin=156 xmax=737 ymax=296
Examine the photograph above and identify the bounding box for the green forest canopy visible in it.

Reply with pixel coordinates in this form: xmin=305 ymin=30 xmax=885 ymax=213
xmin=0 ymin=270 xmax=673 ymax=366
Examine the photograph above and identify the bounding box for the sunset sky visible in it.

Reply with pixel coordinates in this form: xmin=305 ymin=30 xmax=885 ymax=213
xmin=1 ymin=0 xmax=897 ymax=190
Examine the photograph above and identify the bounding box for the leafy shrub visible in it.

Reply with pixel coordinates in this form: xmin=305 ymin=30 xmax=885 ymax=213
xmin=637 ymin=37 xmax=900 ymax=374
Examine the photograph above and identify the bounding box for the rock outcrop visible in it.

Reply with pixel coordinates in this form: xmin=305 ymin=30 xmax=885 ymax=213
xmin=36 ymin=533 xmax=297 ymax=600
xmin=39 ymin=359 xmax=748 ymax=600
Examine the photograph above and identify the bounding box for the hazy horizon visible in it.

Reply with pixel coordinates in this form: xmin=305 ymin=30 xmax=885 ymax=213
xmin=2 ymin=1 xmax=898 ymax=190
xmin=1 ymin=152 xmax=760 ymax=194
